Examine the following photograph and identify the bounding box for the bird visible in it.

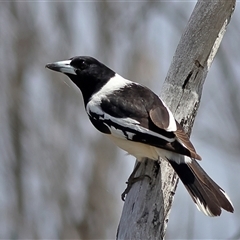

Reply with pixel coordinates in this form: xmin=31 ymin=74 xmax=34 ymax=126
xmin=46 ymin=56 xmax=234 ymax=217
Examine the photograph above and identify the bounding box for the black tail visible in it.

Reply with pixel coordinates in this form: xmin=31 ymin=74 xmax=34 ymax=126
xmin=169 ymin=159 xmax=234 ymax=216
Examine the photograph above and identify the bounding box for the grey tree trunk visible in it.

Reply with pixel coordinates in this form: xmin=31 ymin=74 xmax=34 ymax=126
xmin=117 ymin=1 xmax=236 ymax=239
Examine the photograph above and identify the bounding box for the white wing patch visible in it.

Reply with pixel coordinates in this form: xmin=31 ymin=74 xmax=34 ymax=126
xmin=108 ymin=125 xmax=136 ymax=140
xmin=86 ymin=104 xmax=176 ymax=143
xmin=86 ymin=73 xmax=177 ymax=153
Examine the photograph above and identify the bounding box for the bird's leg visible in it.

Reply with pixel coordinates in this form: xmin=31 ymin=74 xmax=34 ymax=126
xmin=121 ymin=161 xmax=151 ymax=201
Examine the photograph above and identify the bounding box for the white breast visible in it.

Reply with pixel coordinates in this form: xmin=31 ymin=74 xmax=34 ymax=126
xmin=107 ymin=134 xmax=190 ymax=164
xmin=107 ymin=135 xmax=159 ymax=161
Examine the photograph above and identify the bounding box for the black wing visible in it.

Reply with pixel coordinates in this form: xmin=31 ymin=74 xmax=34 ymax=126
xmin=88 ymin=83 xmax=200 ymax=159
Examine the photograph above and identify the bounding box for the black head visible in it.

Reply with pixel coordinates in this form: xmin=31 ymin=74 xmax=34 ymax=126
xmin=46 ymin=56 xmax=115 ymax=104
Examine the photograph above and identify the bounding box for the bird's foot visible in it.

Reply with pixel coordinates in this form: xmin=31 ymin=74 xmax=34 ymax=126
xmin=121 ymin=174 xmax=151 ymax=201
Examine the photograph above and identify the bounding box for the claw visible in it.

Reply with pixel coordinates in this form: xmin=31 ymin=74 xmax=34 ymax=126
xmin=121 ymin=162 xmax=151 ymax=201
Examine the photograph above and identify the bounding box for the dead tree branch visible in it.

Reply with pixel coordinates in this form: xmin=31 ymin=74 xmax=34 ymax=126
xmin=117 ymin=1 xmax=236 ymax=239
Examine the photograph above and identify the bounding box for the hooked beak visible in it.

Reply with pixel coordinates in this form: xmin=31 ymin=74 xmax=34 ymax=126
xmin=45 ymin=60 xmax=76 ymax=75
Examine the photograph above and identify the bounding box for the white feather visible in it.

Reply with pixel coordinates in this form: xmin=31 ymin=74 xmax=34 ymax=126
xmin=107 ymin=135 xmax=159 ymax=161
xmin=89 ymin=73 xmax=131 ymax=106
xmin=220 ymin=189 xmax=234 ymax=207
xmin=87 ymin=105 xmax=176 ymax=143
xmin=154 ymin=149 xmax=192 ymax=164
xmin=161 ymin=100 xmax=177 ymax=132
xmin=194 ymin=197 xmax=216 ymax=217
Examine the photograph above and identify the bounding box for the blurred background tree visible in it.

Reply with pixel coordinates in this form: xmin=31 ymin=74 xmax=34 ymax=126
xmin=0 ymin=1 xmax=239 ymax=239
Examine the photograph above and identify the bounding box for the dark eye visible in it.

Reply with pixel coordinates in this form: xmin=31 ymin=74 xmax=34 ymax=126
xmin=71 ymin=58 xmax=89 ymax=71
xmin=78 ymin=60 xmax=88 ymax=70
